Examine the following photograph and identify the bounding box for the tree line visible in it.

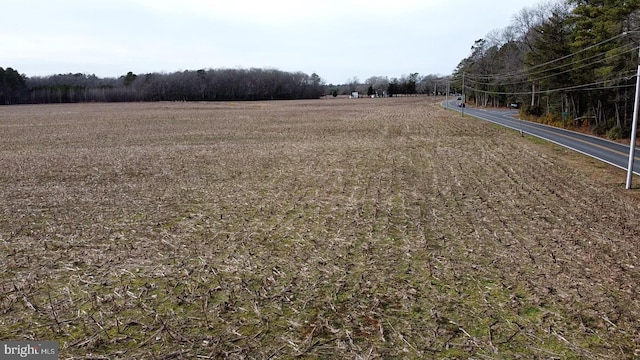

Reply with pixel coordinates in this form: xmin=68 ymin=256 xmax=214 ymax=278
xmin=3 ymin=65 xmax=451 ymax=105
xmin=0 ymin=68 xmax=325 ymax=104
xmin=454 ymin=0 xmax=640 ymax=139
xmin=329 ymin=73 xmax=448 ymax=98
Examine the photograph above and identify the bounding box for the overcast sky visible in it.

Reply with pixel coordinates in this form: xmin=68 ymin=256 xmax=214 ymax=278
xmin=2 ymin=0 xmax=542 ymax=84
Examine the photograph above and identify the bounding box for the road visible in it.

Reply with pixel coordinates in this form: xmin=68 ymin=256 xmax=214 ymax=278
xmin=443 ymin=99 xmax=640 ymax=176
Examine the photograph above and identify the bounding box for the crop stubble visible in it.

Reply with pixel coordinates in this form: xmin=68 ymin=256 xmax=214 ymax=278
xmin=0 ymin=98 xmax=639 ymax=358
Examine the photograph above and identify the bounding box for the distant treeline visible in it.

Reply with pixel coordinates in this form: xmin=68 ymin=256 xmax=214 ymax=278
xmin=0 ymin=67 xmax=325 ymax=104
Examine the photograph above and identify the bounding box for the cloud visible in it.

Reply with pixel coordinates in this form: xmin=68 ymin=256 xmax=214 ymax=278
xmin=127 ymin=0 xmax=439 ymax=26
xmin=1 ymin=0 xmax=543 ymax=83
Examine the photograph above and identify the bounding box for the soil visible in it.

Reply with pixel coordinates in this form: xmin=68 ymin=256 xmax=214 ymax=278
xmin=0 ymin=97 xmax=639 ymax=358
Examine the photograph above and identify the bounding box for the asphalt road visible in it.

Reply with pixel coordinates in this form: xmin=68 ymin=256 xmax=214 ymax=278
xmin=442 ymin=99 xmax=640 ymax=176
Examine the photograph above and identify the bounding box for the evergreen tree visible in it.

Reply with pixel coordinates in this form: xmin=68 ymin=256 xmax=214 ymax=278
xmin=525 ymin=8 xmax=573 ymax=119
xmin=569 ymin=0 xmax=640 ymax=127
xmin=0 ymin=67 xmax=27 ymax=105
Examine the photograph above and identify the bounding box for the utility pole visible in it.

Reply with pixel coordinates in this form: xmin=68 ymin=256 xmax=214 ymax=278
xmin=626 ymin=45 xmax=640 ymax=189
xmin=462 ymin=72 xmax=465 ymax=117
xmin=531 ymin=82 xmax=536 ymax=108
xmin=445 ymin=79 xmax=449 ymax=109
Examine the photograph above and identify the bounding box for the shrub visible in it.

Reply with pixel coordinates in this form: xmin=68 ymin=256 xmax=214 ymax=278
xmin=593 ymin=120 xmax=614 ymax=136
xmin=606 ymin=126 xmax=629 ymax=140
xmin=524 ymin=105 xmax=542 ymax=117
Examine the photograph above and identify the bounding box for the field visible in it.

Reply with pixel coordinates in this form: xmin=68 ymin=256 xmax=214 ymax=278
xmin=1 ymin=97 xmax=639 ymax=359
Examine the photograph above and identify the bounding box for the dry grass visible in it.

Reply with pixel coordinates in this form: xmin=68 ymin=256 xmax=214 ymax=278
xmin=1 ymin=97 xmax=639 ymax=359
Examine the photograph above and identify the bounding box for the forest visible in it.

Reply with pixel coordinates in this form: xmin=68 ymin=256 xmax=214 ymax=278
xmin=0 ymin=68 xmax=325 ymax=104
xmin=454 ymin=0 xmax=640 ymax=139
xmin=0 ymin=66 xmax=442 ymax=106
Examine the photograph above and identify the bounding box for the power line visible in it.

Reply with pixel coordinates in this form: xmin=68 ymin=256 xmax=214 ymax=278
xmin=465 ymin=29 xmax=637 ymax=82
xmin=456 ymin=29 xmax=640 ymax=97
xmin=455 ymin=26 xmax=640 ymax=96
xmin=467 ymin=42 xmax=637 ymax=84
xmin=463 ymin=70 xmax=637 ymax=96
xmin=464 ymin=44 xmax=639 ymax=88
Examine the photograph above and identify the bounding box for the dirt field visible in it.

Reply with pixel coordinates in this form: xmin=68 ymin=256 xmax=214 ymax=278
xmin=1 ymin=97 xmax=639 ymax=359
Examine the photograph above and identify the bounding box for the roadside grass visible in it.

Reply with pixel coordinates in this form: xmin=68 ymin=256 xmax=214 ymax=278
xmin=1 ymin=98 xmax=639 ymax=358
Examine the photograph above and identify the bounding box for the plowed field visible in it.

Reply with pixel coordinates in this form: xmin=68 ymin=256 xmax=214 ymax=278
xmin=1 ymin=97 xmax=639 ymax=358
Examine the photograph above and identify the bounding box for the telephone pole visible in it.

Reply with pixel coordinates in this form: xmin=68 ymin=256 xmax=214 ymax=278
xmin=626 ymin=37 xmax=640 ymax=189
xmin=626 ymin=53 xmax=639 ymax=189
xmin=462 ymin=72 xmax=465 ymax=117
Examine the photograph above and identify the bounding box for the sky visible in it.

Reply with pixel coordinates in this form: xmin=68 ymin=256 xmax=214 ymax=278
xmin=2 ymin=0 xmax=542 ymax=85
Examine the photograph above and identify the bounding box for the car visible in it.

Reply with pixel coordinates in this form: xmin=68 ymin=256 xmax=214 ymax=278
xmin=457 ymin=96 xmax=462 ymax=100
